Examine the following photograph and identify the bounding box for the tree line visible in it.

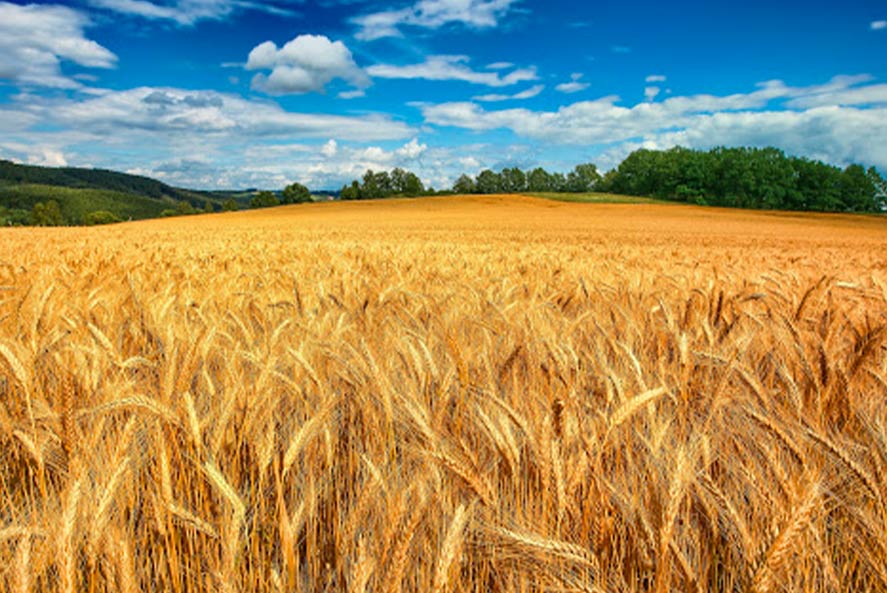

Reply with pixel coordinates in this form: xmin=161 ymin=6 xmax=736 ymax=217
xmin=601 ymin=146 xmax=886 ymax=212
xmin=335 ymin=146 xmax=885 ymax=213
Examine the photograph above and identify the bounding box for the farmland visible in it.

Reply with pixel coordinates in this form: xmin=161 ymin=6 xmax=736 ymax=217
xmin=1 ymin=194 xmax=887 ymax=593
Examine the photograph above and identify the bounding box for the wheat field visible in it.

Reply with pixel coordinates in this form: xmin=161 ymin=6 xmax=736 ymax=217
xmin=2 ymin=194 xmax=887 ymax=593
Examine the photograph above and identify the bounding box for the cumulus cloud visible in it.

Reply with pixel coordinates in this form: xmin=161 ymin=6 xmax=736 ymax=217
xmin=0 ymin=2 xmax=116 ymax=88
xmin=321 ymin=139 xmax=338 ymax=158
xmin=473 ymin=84 xmax=544 ymax=102
xmin=555 ymin=73 xmax=589 ymax=94
xmin=88 ymin=0 xmax=296 ymax=25
xmin=354 ymin=0 xmax=520 ymax=40
xmin=419 ymin=74 xmax=887 ymax=171
xmin=367 ymin=55 xmax=537 ymax=87
xmin=246 ymin=35 xmax=370 ymax=95
xmin=871 ymin=20 xmax=886 ymax=30
xmin=644 ymin=86 xmax=661 ymax=101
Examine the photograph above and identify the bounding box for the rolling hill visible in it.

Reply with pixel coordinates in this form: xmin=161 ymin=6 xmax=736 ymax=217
xmin=0 ymin=160 xmax=251 ymax=225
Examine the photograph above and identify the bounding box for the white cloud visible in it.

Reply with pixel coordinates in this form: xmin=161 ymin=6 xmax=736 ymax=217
xmin=0 ymin=2 xmax=116 ymax=88
xmin=486 ymin=62 xmax=514 ymax=70
xmin=419 ymin=75 xmax=887 ymax=171
xmin=354 ymin=0 xmax=520 ymax=40
xmin=644 ymin=86 xmax=661 ymax=101
xmin=28 ymin=147 xmax=68 ymax=167
xmin=871 ymin=20 xmax=886 ymax=30
xmin=396 ymin=138 xmax=427 ymax=159
xmin=367 ymin=55 xmax=537 ymax=87
xmin=556 ymin=73 xmax=589 ymax=94
xmin=8 ymin=86 xmax=412 ymax=141
xmin=246 ymin=35 xmax=370 ymax=95
xmin=88 ymin=0 xmax=296 ymax=25
xmin=473 ymin=84 xmax=544 ymax=102
xmin=339 ymin=89 xmax=366 ymax=99
xmin=321 ymin=139 xmax=338 ymax=157
xmin=646 ymin=74 xmax=666 ymax=83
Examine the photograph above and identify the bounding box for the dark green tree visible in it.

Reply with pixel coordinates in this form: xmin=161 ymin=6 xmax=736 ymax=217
xmin=222 ymin=198 xmax=239 ymax=211
xmin=453 ymin=174 xmax=476 ymax=194
xmin=30 ymin=200 xmax=65 ymax=226
xmin=282 ymin=182 xmax=312 ymax=204
xmin=250 ymin=191 xmax=280 ymax=208
xmin=84 ymin=210 xmax=122 ymax=225
xmin=475 ymin=170 xmax=502 ymax=194
xmin=500 ymin=167 xmax=527 ymax=193
xmin=340 ymin=181 xmax=361 ymax=200
xmin=568 ymin=163 xmax=602 ymax=192
xmin=527 ymin=168 xmax=554 ymax=192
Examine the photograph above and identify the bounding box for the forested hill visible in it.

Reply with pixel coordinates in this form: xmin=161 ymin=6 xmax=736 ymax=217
xmin=0 ymin=160 xmax=246 ymax=225
xmin=0 ymin=159 xmax=199 ymax=202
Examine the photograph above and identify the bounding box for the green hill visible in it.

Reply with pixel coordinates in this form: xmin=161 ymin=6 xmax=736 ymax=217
xmin=0 ymin=160 xmax=248 ymax=225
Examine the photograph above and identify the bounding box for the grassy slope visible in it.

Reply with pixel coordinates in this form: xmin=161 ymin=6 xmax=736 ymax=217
xmin=0 ymin=183 xmax=176 ymax=223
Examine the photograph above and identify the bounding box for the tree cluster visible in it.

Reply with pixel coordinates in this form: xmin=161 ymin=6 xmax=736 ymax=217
xmin=339 ymin=168 xmax=426 ymax=200
xmin=602 ymin=146 xmax=887 ymax=212
xmin=453 ymin=163 xmax=602 ymax=195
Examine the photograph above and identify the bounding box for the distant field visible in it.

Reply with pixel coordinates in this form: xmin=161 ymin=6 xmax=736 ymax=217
xmin=2 ymin=195 xmax=887 ymax=593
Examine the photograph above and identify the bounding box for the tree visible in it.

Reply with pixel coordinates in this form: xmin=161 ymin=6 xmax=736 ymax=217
xmin=402 ymin=171 xmax=424 ymax=196
xmin=361 ymin=170 xmax=382 ymax=199
xmin=569 ymin=163 xmax=601 ymax=192
xmin=204 ymin=200 xmax=215 ymax=213
xmin=374 ymin=171 xmax=393 ymax=196
xmin=390 ymin=168 xmax=424 ymax=196
xmin=176 ymin=201 xmax=196 ymax=216
xmin=250 ymin=191 xmax=280 ymax=208
xmin=222 ymin=198 xmax=239 ymax=211
xmin=475 ymin=170 xmax=501 ymax=194
xmin=84 ymin=210 xmax=121 ymax=225
xmin=30 ymin=200 xmax=64 ymax=226
xmin=500 ymin=168 xmax=527 ymax=193
xmin=282 ymin=182 xmax=312 ymax=204
xmin=453 ymin=174 xmax=476 ymax=194
xmin=340 ymin=181 xmax=361 ymax=201
xmin=527 ymin=168 xmax=554 ymax=192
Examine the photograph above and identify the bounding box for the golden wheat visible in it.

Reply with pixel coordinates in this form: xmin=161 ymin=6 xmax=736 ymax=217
xmin=1 ymin=194 xmax=886 ymax=592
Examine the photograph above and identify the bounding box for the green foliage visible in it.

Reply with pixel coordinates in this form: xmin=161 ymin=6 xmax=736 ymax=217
xmin=281 ymin=182 xmax=312 ymax=204
xmin=340 ymin=181 xmax=361 ymax=201
xmin=250 ymin=191 xmax=280 ymax=209
xmin=30 ymin=200 xmax=65 ymax=226
xmin=390 ymin=168 xmax=424 ymax=196
xmin=606 ymin=146 xmax=886 ymax=212
xmin=475 ymin=170 xmax=502 ymax=194
xmin=84 ymin=210 xmax=122 ymax=225
xmin=453 ymin=174 xmax=476 ymax=194
xmin=0 ymin=159 xmax=201 ymax=202
xmin=339 ymin=168 xmax=426 ymax=200
xmin=0 ymin=160 xmax=235 ymax=225
xmin=176 ymin=201 xmax=197 ymax=215
xmin=222 ymin=198 xmax=239 ymax=212
xmin=527 ymin=168 xmax=554 ymax=192
xmin=0 ymin=183 xmax=180 ymax=224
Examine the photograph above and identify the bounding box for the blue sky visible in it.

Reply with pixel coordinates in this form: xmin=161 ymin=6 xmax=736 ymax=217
xmin=0 ymin=0 xmax=885 ymax=189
